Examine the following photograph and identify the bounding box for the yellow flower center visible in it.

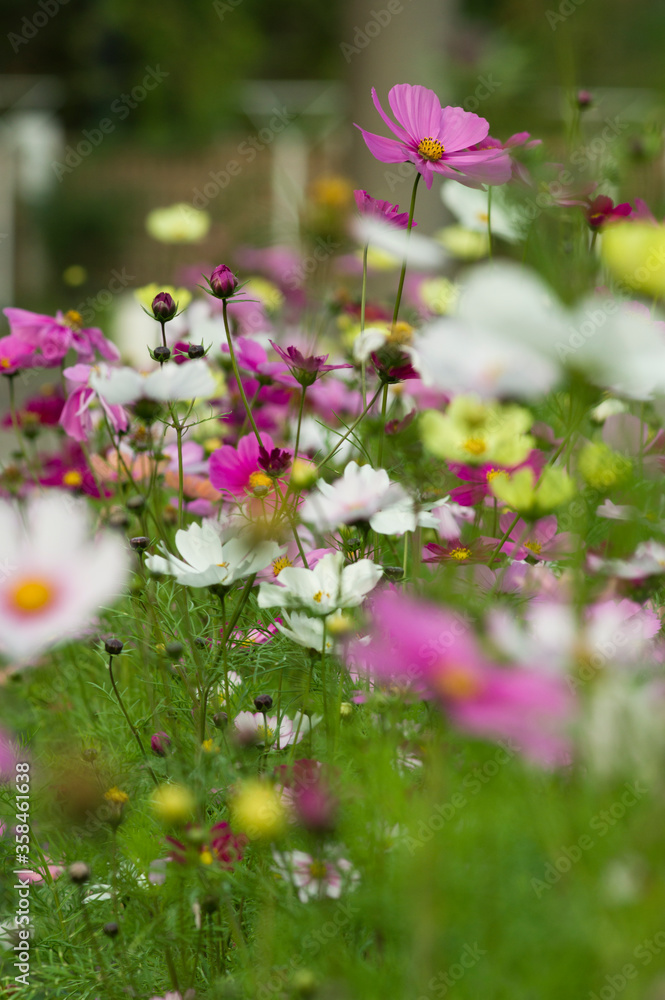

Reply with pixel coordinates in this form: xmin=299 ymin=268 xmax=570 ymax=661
xmin=272 ymin=556 xmax=293 ymax=577
xmin=449 ymin=546 xmax=471 ymax=561
xmin=249 ymin=471 xmax=273 ymax=496
xmin=63 ymin=469 xmax=83 ymax=487
xmin=435 ymin=667 xmax=483 ymax=701
xmin=313 ymin=591 xmax=329 ymax=603
xmin=387 ymin=321 xmax=414 ymax=346
xmin=486 ymin=468 xmax=507 ymax=483
xmin=476 ymin=212 xmax=489 ymax=223
xmin=417 ymin=137 xmax=445 ymax=161
xmin=308 ymin=860 xmax=328 ymax=879
xmin=216 ymin=561 xmax=229 ymax=569
xmin=200 ymin=849 xmax=213 ymax=865
xmin=0 ymin=358 xmax=10 ymax=369
xmin=64 ymin=309 xmax=83 ymax=330
xmin=7 ymin=577 xmax=55 ymax=615
xmin=463 ymin=437 xmax=487 ymax=456
xmin=525 ymin=540 xmax=542 ymax=554
xmin=104 ymin=787 xmax=129 ymax=804
xmin=258 ymin=724 xmax=275 ymax=745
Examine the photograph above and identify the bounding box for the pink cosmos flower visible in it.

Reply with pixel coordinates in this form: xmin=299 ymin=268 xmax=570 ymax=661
xmin=15 ymin=857 xmax=64 ymax=884
xmin=499 ymin=514 xmax=577 ymax=562
xmin=60 ymin=364 xmax=129 ymax=443
xmin=272 ymin=848 xmax=359 ymax=902
xmin=353 ymin=190 xmax=416 ymax=229
xmin=209 ymin=432 xmax=289 ymax=498
xmin=0 ymin=335 xmax=36 ymax=374
xmin=269 ymin=341 xmax=353 ymax=388
xmin=3 ymin=308 xmax=119 ymax=367
xmin=349 ymin=590 xmax=575 ymax=765
xmin=1 ymin=388 xmax=64 ymax=429
xmin=448 ymin=452 xmax=545 ymax=507
xmin=355 ymin=84 xmax=511 ymax=189
xmin=38 ymin=444 xmax=107 ymax=498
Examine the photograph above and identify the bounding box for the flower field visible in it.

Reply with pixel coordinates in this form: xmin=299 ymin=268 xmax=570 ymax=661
xmin=2 ymin=81 xmax=665 ymax=1000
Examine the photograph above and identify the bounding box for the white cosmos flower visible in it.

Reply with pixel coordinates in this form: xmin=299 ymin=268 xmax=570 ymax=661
xmin=275 ymin=612 xmax=334 ymax=653
xmin=456 ymin=263 xmax=665 ymax=400
xmin=145 ymin=519 xmax=282 ymax=588
xmin=233 ymin=711 xmax=318 ymax=749
xmin=352 ymin=215 xmax=446 ymax=270
xmin=409 ymin=316 xmax=560 ymax=400
xmin=90 ymin=359 xmax=216 ymax=405
xmin=300 ymin=461 xmax=412 ymax=534
xmin=0 ymin=492 xmax=130 ymax=664
xmin=441 ymin=181 xmax=522 ymax=242
xmin=258 ymin=551 xmax=382 ymax=615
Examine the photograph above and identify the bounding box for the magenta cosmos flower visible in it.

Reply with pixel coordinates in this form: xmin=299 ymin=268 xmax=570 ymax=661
xmin=355 ymin=84 xmax=512 ymax=189
xmin=269 ymin=341 xmax=353 ymax=388
xmin=353 ymin=190 xmax=416 ymax=229
xmin=209 ymin=431 xmax=290 ymax=498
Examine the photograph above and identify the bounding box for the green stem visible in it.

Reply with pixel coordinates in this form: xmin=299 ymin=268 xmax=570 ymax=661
xmin=293 ymin=385 xmax=307 ymax=466
xmin=391 ymin=172 xmax=421 ymax=327
xmin=487 ymin=186 xmax=493 ymax=261
xmin=360 ymin=242 xmax=369 ymax=411
xmin=318 ymin=385 xmax=383 ymax=469
xmin=169 ymin=406 xmax=186 ymax=530
xmin=222 ymin=298 xmax=262 ymax=444
xmin=376 ymin=382 xmax=390 ymax=469
xmin=487 ymin=513 xmax=520 ymax=568
xmin=108 ymin=654 xmax=159 ymax=786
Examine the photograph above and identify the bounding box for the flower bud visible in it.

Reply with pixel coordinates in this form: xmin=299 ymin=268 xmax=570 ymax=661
xmin=151 ymin=292 xmax=177 ymax=321
xmin=340 ymin=701 xmax=353 ymax=718
xmin=103 ymin=922 xmax=119 ymax=938
xmin=153 ymin=346 xmax=171 ymax=364
xmin=68 ymin=861 xmax=91 ymax=885
xmin=576 ymin=89 xmax=593 ymax=110
xmin=129 ymin=536 xmax=150 ymax=551
xmin=165 ymin=641 xmax=184 ymax=659
xmin=253 ymin=694 xmax=273 ymax=713
xmin=126 ymin=494 xmax=146 ymax=512
xmin=104 ymin=637 xmax=124 ymax=656
xmin=151 ymin=732 xmax=171 ymax=757
xmin=213 ymin=712 xmax=228 ymax=729
xmin=209 ymin=265 xmax=238 ymax=298
xmin=188 ymin=344 xmax=206 ymax=359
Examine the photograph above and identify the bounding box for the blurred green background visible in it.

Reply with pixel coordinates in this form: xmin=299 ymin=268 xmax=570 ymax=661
xmin=1 ymin=0 xmax=665 ymax=314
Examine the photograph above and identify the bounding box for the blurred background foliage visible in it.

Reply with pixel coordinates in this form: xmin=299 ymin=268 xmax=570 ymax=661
xmin=1 ymin=0 xmax=665 ymax=314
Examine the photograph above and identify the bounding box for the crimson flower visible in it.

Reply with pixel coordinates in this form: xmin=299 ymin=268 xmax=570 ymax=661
xmin=269 ymin=341 xmax=353 ymax=387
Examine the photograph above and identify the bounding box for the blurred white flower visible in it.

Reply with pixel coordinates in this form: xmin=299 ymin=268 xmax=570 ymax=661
xmin=0 ymin=492 xmax=130 ymax=664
